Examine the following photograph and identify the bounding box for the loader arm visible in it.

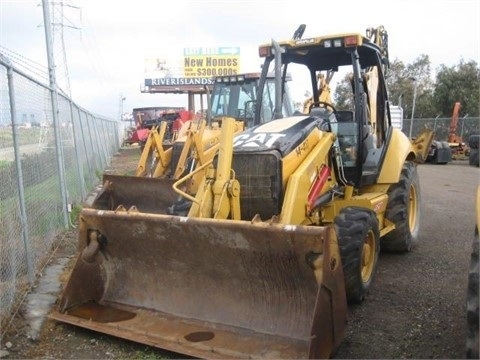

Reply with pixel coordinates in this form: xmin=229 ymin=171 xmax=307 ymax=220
xmin=172 ymin=120 xmax=207 ymax=179
xmin=280 ymin=131 xmax=336 ymax=225
xmin=135 ymin=122 xmax=172 ymax=177
xmin=302 ymin=71 xmax=334 ymax=114
xmin=186 ymin=117 xmax=241 ymax=219
xmin=172 ymin=120 xmax=244 ymax=197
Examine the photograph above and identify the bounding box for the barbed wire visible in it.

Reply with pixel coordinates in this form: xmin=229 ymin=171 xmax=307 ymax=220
xmin=0 ymin=45 xmax=49 ymax=83
xmin=0 ymin=45 xmax=72 ymax=98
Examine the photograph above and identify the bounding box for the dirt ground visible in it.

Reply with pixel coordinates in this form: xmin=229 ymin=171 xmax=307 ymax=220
xmin=1 ymin=146 xmax=478 ymax=359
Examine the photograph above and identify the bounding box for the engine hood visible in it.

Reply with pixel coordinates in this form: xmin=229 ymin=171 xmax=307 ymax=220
xmin=233 ymin=115 xmax=322 ymax=156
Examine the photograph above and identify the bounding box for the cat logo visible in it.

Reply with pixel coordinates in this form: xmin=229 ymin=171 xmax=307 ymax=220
xmin=233 ymin=133 xmax=285 ymax=148
xmin=295 ymin=38 xmax=315 ymax=45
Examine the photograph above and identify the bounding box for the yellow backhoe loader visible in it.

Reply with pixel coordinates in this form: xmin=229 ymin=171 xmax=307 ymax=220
xmin=93 ymin=72 xmax=294 ymax=214
xmin=136 ymin=72 xmax=295 ymax=178
xmin=50 ymin=26 xmax=433 ymax=359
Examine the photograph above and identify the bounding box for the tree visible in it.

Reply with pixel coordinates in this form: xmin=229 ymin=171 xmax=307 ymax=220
xmin=433 ymin=60 xmax=480 ymax=117
xmin=333 ymin=73 xmax=354 ymax=110
xmin=333 ymin=56 xmax=479 ymax=120
xmin=333 ymin=55 xmax=436 ymax=118
xmin=385 ymin=55 xmax=435 ymax=119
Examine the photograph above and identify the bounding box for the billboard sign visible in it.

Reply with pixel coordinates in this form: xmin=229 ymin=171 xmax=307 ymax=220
xmin=183 ymin=47 xmax=240 ymax=78
xmin=144 ymin=77 xmax=214 ymax=86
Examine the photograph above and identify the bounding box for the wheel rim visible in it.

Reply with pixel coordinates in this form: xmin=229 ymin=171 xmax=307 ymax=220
xmin=361 ymin=230 xmax=376 ymax=283
xmin=408 ymin=182 xmax=418 ymax=233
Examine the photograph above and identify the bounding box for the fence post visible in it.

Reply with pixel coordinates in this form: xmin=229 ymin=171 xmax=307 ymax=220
xmin=96 ymin=117 xmax=108 ymax=168
xmin=86 ymin=113 xmax=100 ymax=174
xmin=42 ymin=0 xmax=69 ymax=228
xmin=69 ymin=100 xmax=86 ymax=201
xmin=78 ymin=109 xmax=93 ymax=186
xmin=6 ymin=63 xmax=35 ymax=285
xmin=433 ymin=115 xmax=440 ymax=134
xmin=111 ymin=120 xmax=120 ymax=153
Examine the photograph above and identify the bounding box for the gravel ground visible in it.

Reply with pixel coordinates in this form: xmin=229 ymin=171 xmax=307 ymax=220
xmin=1 ymin=147 xmax=478 ymax=359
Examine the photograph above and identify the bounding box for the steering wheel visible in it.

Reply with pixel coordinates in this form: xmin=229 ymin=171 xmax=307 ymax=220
xmin=309 ymin=101 xmax=337 ymax=113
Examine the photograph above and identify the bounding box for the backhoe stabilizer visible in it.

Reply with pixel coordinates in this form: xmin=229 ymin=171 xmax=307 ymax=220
xmin=411 ymin=127 xmax=435 ymax=162
xmin=50 ymin=209 xmax=347 ymax=359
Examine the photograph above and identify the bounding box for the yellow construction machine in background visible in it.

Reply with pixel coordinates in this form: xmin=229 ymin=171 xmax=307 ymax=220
xmin=50 ymin=26 xmax=433 ymax=359
xmin=136 ymin=72 xmax=295 ymax=179
xmin=91 ymin=72 xmax=295 ymax=215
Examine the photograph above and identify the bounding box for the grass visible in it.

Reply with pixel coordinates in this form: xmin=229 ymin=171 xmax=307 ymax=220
xmin=69 ymin=203 xmax=83 ymax=225
xmin=0 ymin=160 xmax=10 ymax=170
xmin=95 ymin=168 xmax=103 ymax=181
xmin=0 ymin=127 xmax=48 ymax=148
xmin=132 ymin=347 xmax=174 ymax=360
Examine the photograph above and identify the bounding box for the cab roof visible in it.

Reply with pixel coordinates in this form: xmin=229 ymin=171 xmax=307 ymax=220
xmin=258 ymin=32 xmax=385 ymax=70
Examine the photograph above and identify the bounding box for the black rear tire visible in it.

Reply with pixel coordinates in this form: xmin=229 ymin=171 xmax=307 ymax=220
xmin=468 ymin=134 xmax=480 ymax=150
xmin=466 ymin=226 xmax=479 ymax=359
xmin=334 ymin=207 xmax=380 ymax=303
xmin=381 ymin=161 xmax=420 ymax=253
xmin=469 ymin=149 xmax=479 ymax=167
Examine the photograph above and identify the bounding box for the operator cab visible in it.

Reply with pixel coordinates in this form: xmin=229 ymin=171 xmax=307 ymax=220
xmin=257 ymin=32 xmax=392 ymax=187
xmin=210 ymin=73 xmax=294 ymax=128
xmin=308 ymin=101 xmax=384 ymax=185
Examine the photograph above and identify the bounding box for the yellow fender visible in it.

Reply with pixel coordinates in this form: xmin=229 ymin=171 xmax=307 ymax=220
xmin=377 ymin=128 xmax=421 ymax=184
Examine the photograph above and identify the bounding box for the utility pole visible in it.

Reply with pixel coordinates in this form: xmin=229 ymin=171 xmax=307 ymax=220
xmin=49 ymin=0 xmax=81 ymax=97
xmin=408 ymin=77 xmax=418 ymax=139
xmin=42 ymin=0 xmax=69 ymax=228
xmin=119 ymin=94 xmax=126 ymax=121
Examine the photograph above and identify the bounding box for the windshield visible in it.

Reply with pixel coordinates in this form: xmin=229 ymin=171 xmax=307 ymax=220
xmin=210 ymin=77 xmax=294 ymax=126
xmin=261 ymin=78 xmax=295 ymax=123
xmin=210 ymin=80 xmax=257 ymax=119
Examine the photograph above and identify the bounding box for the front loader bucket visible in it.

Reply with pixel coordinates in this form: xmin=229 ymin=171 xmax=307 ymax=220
xmin=85 ymin=174 xmax=177 ymax=214
xmin=50 ymin=209 xmax=347 ymax=359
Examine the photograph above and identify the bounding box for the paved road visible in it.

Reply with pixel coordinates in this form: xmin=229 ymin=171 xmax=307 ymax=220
xmin=334 ymin=160 xmax=479 ymax=359
xmin=0 ymin=144 xmax=44 ymax=161
xmin=2 ymin=157 xmax=478 ymax=359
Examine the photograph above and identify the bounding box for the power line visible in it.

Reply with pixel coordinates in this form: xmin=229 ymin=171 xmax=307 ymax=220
xmin=49 ymin=0 xmax=81 ymax=97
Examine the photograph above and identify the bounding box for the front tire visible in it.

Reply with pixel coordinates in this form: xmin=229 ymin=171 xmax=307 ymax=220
xmin=334 ymin=207 xmax=380 ymax=303
xmin=381 ymin=161 xmax=420 ymax=253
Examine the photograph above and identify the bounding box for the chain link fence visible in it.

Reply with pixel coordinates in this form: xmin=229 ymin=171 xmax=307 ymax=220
xmin=0 ymin=56 xmax=122 ymax=336
xmin=402 ymin=117 xmax=479 ymax=143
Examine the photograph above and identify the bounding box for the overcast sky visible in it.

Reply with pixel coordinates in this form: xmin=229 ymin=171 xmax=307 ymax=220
xmin=1 ymin=0 xmax=479 ymax=119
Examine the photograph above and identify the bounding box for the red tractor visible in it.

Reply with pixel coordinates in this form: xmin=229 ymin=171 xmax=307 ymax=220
xmin=448 ymin=102 xmax=470 ymax=160
xmin=125 ymin=107 xmax=193 ymax=147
